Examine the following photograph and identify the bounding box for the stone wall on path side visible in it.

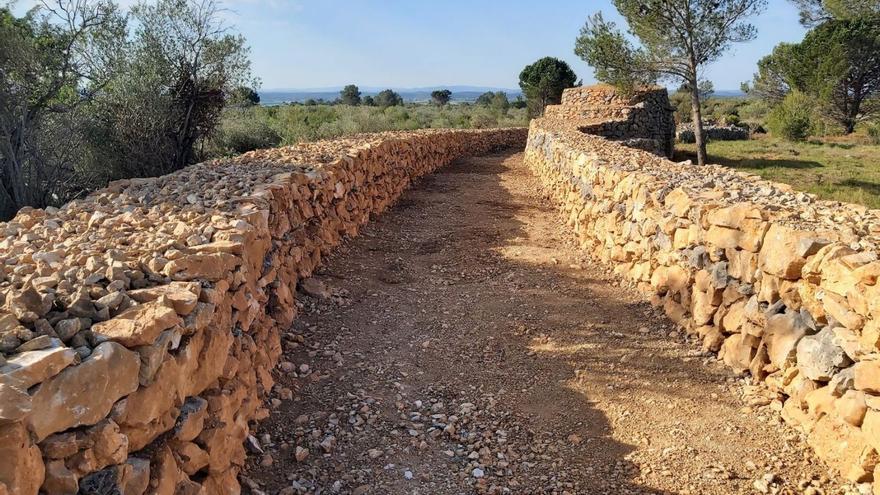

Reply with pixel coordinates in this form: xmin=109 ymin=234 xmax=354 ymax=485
xmin=525 ymin=100 xmax=880 ymax=491
xmin=0 ymin=128 xmax=527 ymax=495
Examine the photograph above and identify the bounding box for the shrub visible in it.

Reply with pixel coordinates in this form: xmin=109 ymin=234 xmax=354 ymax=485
xmin=206 ymin=110 xmax=281 ymax=156
xmin=867 ymin=122 xmax=880 ymax=144
xmin=738 ymin=99 xmax=770 ymax=125
xmin=767 ymin=91 xmax=814 ymax=142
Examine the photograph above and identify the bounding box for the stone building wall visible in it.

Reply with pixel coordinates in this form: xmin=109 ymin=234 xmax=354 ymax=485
xmin=0 ymin=128 xmax=527 ymax=495
xmin=543 ymin=84 xmax=676 ymax=158
xmin=524 ymin=117 xmax=880 ymax=490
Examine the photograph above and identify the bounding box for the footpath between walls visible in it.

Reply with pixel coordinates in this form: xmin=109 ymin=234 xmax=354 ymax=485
xmin=0 ymin=128 xmax=526 ymax=495
xmin=525 ymin=113 xmax=880 ymax=491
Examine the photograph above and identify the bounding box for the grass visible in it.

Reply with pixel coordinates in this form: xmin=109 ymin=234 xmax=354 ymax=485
xmin=676 ymin=134 xmax=880 ymax=209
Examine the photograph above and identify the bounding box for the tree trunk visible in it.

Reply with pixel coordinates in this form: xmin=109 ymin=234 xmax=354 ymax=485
xmin=0 ymin=181 xmax=17 ymax=221
xmin=689 ymin=84 xmax=708 ymax=166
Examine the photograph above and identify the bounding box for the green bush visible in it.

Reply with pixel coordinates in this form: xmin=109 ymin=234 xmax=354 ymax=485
xmin=204 ymin=103 xmax=529 ymax=159
xmin=206 ymin=110 xmax=281 ymax=156
xmin=737 ymin=99 xmax=770 ymax=125
xmin=767 ymin=91 xmax=814 ymax=142
xmin=867 ymin=122 xmax=880 ymax=144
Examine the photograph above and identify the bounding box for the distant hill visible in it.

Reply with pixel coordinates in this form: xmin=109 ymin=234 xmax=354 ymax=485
xmin=711 ymin=89 xmax=747 ymax=99
xmin=258 ymin=86 xmax=746 ymax=106
xmin=260 ymin=86 xmax=523 ymax=105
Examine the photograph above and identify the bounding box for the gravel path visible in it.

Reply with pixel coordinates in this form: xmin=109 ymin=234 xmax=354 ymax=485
xmin=241 ymin=151 xmax=849 ymax=495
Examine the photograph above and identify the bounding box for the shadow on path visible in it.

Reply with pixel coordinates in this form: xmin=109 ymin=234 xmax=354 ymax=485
xmin=244 ymin=150 xmax=829 ymax=495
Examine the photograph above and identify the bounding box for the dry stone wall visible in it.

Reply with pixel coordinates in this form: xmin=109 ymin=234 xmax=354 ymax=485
xmin=0 ymin=128 xmax=526 ymax=495
xmin=543 ymin=84 xmax=676 ymax=158
xmin=524 ymin=114 xmax=880 ymax=490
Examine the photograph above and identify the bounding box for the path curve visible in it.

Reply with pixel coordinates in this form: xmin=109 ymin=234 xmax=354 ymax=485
xmin=242 ymin=151 xmax=845 ymax=495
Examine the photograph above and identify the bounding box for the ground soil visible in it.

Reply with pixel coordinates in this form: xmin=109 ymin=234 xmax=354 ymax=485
xmin=241 ymin=151 xmax=852 ymax=495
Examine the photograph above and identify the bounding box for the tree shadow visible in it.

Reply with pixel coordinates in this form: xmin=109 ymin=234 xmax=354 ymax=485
xmin=838 ymin=178 xmax=880 ymax=196
xmin=673 ymin=148 xmax=823 ymax=170
xmin=245 ymin=150 xmax=685 ymax=494
xmin=245 ymin=149 xmax=814 ymax=494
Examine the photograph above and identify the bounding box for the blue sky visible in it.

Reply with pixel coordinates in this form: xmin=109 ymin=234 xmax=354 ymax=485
xmin=16 ymin=0 xmax=808 ymax=91
xmin=222 ymin=0 xmax=807 ymax=91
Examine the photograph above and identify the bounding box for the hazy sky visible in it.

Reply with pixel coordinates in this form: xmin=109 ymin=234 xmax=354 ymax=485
xmin=17 ymin=0 xmax=809 ymax=90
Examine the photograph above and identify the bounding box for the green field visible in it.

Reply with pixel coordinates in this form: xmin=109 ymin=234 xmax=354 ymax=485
xmin=676 ymin=135 xmax=880 ymax=209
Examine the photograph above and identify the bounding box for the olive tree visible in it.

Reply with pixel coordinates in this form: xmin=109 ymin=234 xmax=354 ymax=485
xmin=0 ymin=1 xmax=125 ymax=218
xmin=574 ymin=1 xmax=767 ymax=166
xmin=87 ymin=0 xmax=254 ymax=181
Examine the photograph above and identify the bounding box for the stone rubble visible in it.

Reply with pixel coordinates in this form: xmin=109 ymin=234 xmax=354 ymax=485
xmin=0 ymin=128 xmax=526 ymax=495
xmin=525 ymin=85 xmax=880 ymax=493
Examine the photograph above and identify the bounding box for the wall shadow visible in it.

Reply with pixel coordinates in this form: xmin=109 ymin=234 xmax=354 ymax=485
xmin=673 ymin=148 xmax=822 ymax=170
xmin=243 ymin=150 xmax=700 ymax=494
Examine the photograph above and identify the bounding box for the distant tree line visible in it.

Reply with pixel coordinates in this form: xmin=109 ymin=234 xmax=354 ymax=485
xmin=0 ymin=0 xmax=255 ymax=219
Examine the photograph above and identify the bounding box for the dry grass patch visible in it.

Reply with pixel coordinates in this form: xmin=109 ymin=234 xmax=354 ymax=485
xmin=676 ymin=134 xmax=880 ymax=209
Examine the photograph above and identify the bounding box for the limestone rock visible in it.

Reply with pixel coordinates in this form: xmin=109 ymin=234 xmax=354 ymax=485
xmin=0 ymin=342 xmax=77 ymax=389
xmin=809 ymin=415 xmax=877 ymax=482
xmin=720 ymin=333 xmax=756 ymax=373
xmin=796 ymin=327 xmax=852 ymax=382
xmin=855 ymin=360 xmax=880 ymax=394
xmin=128 ymin=282 xmax=201 ymax=316
xmin=136 ymin=328 xmax=180 ymax=386
xmin=42 ymin=460 xmax=78 ymax=495
xmin=91 ymin=300 xmax=182 ymax=347
xmin=0 ymin=422 xmax=45 ymax=495
xmin=164 ymin=253 xmax=240 ymax=281
xmin=118 ymin=458 xmax=150 ymax=495
xmin=763 ymin=312 xmax=809 ymax=370
xmin=174 ymin=396 xmax=208 ymax=442
xmin=300 ymin=277 xmax=330 ymax=299
xmin=836 ymin=390 xmax=868 ymax=427
xmin=27 ymin=342 xmax=140 ymax=441
xmin=0 ymin=381 xmax=31 ymax=424
xmin=759 ymin=224 xmax=829 ymax=280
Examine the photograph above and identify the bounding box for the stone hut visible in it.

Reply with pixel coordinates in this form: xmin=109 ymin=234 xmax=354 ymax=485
xmin=543 ymin=84 xmax=676 ymax=158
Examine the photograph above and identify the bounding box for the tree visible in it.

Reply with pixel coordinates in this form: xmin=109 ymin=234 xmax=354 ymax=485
xmin=678 ymin=80 xmax=714 ymax=101
xmin=746 ymin=43 xmax=801 ymax=104
xmin=511 ymin=95 xmax=528 ymax=109
xmin=750 ymin=16 xmax=880 ymax=133
xmin=375 ymin=89 xmax=404 ymax=108
xmin=340 ymin=84 xmax=361 ymax=106
xmin=574 ymin=1 xmax=767 ymax=166
xmin=518 ymin=57 xmax=578 ymax=117
xmin=431 ymin=89 xmax=452 ymax=106
xmin=475 ymin=91 xmax=494 ymax=106
xmin=89 ymin=0 xmax=254 ymax=181
xmin=491 ymin=91 xmax=510 ymax=112
xmin=362 ymin=95 xmax=375 ymax=106
xmin=0 ymin=1 xmax=126 ymax=218
xmin=790 ymin=0 xmax=880 ymax=26
xmin=230 ymin=86 xmax=260 ymax=107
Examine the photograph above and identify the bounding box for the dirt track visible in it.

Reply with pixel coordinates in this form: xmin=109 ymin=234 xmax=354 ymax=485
xmin=241 ymin=151 xmax=849 ymax=495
